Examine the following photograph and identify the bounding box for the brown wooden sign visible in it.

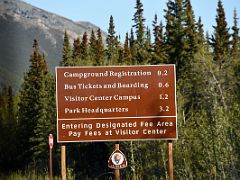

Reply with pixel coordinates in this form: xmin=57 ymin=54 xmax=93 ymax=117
xmin=56 ymin=65 xmax=177 ymax=142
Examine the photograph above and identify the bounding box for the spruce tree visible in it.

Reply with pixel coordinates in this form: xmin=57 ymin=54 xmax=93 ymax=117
xmin=129 ymin=28 xmax=137 ymax=65
xmin=106 ymin=15 xmax=117 ymax=65
xmin=178 ymin=2 xmax=236 ymax=178
xmin=60 ymin=31 xmax=72 ymax=66
xmin=164 ymin=0 xmax=187 ymax=76
xmin=132 ymin=0 xmax=145 ymax=47
xmin=196 ymin=17 xmax=205 ymax=53
xmin=94 ymin=29 xmax=105 ymax=66
xmin=145 ymin=26 xmax=151 ymax=52
xmin=17 ymin=40 xmax=53 ymax=167
xmin=164 ymin=2 xmax=224 ymax=178
xmin=0 ymin=86 xmax=18 ymax=171
xmin=80 ymin=32 xmax=89 ymax=60
xmin=152 ymin=14 xmax=160 ymax=51
xmin=72 ymin=37 xmax=81 ymax=65
xmin=184 ymin=0 xmax=198 ymax=57
xmin=205 ymin=31 xmax=212 ymax=53
xmin=122 ymin=32 xmax=132 ymax=65
xmin=223 ymin=8 xmax=240 ymax=175
xmin=114 ymin=35 xmax=124 ymax=65
xmin=89 ymin=29 xmax=97 ymax=65
xmin=231 ymin=9 xmax=239 ymax=61
xmin=152 ymin=14 xmax=168 ymax=64
xmin=30 ymin=54 xmax=55 ymax=164
xmin=117 ymin=45 xmax=124 ymax=65
xmin=211 ymin=0 xmax=231 ymax=69
xmin=7 ymin=86 xmax=15 ymax=125
xmin=131 ymin=0 xmax=149 ymax=65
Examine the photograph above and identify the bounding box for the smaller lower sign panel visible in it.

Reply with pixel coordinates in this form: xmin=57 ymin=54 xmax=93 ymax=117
xmin=56 ymin=65 xmax=177 ymax=142
xmin=108 ymin=149 xmax=127 ymax=169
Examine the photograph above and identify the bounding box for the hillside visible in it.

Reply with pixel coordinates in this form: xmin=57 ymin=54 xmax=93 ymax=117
xmin=0 ymin=0 xmax=107 ymax=90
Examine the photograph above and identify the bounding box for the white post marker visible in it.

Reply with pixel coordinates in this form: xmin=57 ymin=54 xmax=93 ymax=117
xmin=49 ymin=134 xmax=54 ymax=149
xmin=49 ymin=134 xmax=53 ymax=180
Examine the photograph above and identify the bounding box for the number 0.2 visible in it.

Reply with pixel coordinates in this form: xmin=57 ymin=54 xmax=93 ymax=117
xmin=157 ymin=70 xmax=168 ymax=76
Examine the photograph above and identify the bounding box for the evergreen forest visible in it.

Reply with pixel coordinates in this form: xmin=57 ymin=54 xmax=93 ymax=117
xmin=0 ymin=0 xmax=240 ymax=179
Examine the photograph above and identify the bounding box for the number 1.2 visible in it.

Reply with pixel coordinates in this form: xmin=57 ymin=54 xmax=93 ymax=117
xmin=159 ymin=106 xmax=170 ymax=112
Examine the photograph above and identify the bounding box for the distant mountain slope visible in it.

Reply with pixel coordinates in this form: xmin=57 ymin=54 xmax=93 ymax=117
xmin=0 ymin=0 xmax=107 ymax=91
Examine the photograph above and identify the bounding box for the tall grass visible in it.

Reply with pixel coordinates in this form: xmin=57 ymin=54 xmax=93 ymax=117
xmin=0 ymin=171 xmax=59 ymax=180
xmin=0 ymin=168 xmax=75 ymax=180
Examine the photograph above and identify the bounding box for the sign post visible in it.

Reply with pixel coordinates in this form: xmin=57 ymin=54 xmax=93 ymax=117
xmin=48 ymin=134 xmax=53 ymax=180
xmin=114 ymin=144 xmax=120 ymax=180
xmin=168 ymin=141 xmax=173 ymax=180
xmin=108 ymin=143 xmax=127 ymax=180
xmin=61 ymin=145 xmax=66 ymax=180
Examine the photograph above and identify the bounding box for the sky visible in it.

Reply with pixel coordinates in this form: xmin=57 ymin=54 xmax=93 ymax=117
xmin=23 ymin=0 xmax=240 ymax=40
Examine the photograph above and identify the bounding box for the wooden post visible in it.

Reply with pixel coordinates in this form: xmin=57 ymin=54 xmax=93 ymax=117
xmin=167 ymin=141 xmax=174 ymax=180
xmin=115 ymin=143 xmax=120 ymax=180
xmin=49 ymin=148 xmax=53 ymax=180
xmin=61 ymin=145 xmax=66 ymax=180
